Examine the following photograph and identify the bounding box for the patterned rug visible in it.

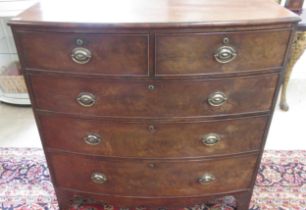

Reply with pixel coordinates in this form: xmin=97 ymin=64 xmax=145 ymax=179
xmin=0 ymin=148 xmax=305 ymax=210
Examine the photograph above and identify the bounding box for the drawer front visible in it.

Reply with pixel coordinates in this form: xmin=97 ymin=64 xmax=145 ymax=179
xmin=156 ymin=30 xmax=290 ymax=76
xmin=49 ymin=152 xmax=257 ymax=196
xmin=18 ymin=32 xmax=149 ymax=76
xmin=30 ymin=74 xmax=278 ymax=117
xmin=56 ymin=188 xmax=238 ymax=208
xmin=40 ymin=114 xmax=268 ymax=158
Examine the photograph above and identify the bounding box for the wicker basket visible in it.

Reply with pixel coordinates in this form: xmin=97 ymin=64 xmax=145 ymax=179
xmin=0 ymin=75 xmax=28 ymax=93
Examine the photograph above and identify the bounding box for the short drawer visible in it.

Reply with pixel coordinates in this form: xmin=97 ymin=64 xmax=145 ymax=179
xmin=49 ymin=152 xmax=257 ymax=196
xmin=156 ymin=29 xmax=290 ymax=76
xmin=18 ymin=32 xmax=149 ymax=76
xmin=40 ymin=114 xmax=268 ymax=158
xmin=30 ymin=73 xmax=278 ymax=118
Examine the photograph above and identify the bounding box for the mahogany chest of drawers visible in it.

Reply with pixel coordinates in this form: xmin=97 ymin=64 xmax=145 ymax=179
xmin=9 ymin=0 xmax=299 ymax=209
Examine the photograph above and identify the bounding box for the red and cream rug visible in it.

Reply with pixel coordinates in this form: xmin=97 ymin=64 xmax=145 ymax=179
xmin=0 ymin=148 xmax=305 ymax=210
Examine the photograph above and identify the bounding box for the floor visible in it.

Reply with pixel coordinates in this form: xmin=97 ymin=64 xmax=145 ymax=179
xmin=0 ymin=54 xmax=306 ymax=149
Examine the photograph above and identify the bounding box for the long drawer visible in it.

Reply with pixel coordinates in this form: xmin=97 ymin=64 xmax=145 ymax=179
xmin=40 ymin=114 xmax=268 ymax=158
xmin=17 ymin=32 xmax=149 ymax=76
xmin=56 ymin=187 xmax=245 ymax=208
xmin=156 ymin=29 xmax=290 ymax=76
xmin=29 ymin=73 xmax=278 ymax=118
xmin=49 ymin=152 xmax=257 ymax=196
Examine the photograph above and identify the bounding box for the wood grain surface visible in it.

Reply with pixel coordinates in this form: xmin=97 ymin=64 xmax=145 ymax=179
xmin=29 ymin=73 xmax=279 ymax=118
xmin=40 ymin=114 xmax=268 ymax=158
xmin=9 ymin=0 xmax=299 ymax=28
xmin=49 ymin=152 xmax=258 ymax=197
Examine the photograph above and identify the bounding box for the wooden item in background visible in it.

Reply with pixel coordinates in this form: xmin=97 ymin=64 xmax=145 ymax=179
xmin=285 ymin=0 xmax=304 ymax=14
xmin=280 ymin=0 xmax=306 ymax=111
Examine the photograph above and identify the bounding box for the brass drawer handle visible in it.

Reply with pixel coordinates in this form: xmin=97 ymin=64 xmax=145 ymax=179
xmin=214 ymin=45 xmax=237 ymax=64
xmin=201 ymin=133 xmax=220 ymax=146
xmin=91 ymin=172 xmax=107 ymax=184
xmin=198 ymin=173 xmax=215 ymax=184
xmin=208 ymin=91 xmax=227 ymax=106
xmin=71 ymin=47 xmax=92 ymax=64
xmin=84 ymin=133 xmax=102 ymax=145
xmin=76 ymin=92 xmax=96 ymax=107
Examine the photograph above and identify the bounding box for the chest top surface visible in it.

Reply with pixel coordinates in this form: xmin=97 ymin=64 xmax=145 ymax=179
xmin=9 ymin=0 xmax=300 ymax=28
